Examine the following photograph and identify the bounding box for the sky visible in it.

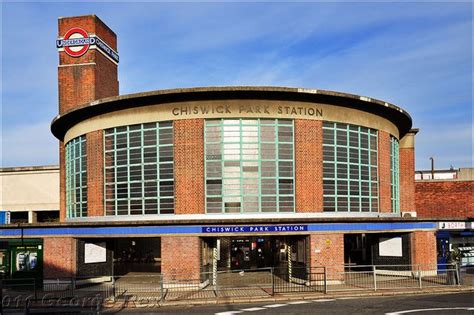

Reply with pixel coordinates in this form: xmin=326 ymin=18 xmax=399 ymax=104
xmin=1 ymin=2 xmax=472 ymax=170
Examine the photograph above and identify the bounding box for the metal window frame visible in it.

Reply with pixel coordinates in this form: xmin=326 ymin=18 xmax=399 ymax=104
xmin=103 ymin=122 xmax=175 ymax=216
xmin=390 ymin=136 xmax=400 ymax=213
xmin=204 ymin=119 xmax=295 ymax=214
xmin=65 ymin=136 xmax=87 ymax=218
xmin=322 ymin=122 xmax=379 ymax=212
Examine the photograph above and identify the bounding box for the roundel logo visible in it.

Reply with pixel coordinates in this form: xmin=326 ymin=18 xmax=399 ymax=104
xmin=58 ymin=27 xmax=92 ymax=58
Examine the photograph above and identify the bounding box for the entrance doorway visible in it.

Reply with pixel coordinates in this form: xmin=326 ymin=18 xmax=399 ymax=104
xmin=211 ymin=236 xmax=307 ymax=271
xmin=344 ymin=233 xmax=412 ymax=267
xmin=112 ymin=238 xmax=161 ymax=275
xmin=230 ymin=237 xmax=273 ymax=270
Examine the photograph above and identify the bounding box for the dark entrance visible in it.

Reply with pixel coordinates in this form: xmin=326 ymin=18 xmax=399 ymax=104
xmin=213 ymin=236 xmax=307 ymax=271
xmin=344 ymin=234 xmax=372 ymax=266
xmin=112 ymin=238 xmax=161 ymax=275
xmin=344 ymin=233 xmax=412 ymax=266
xmin=230 ymin=237 xmax=273 ymax=270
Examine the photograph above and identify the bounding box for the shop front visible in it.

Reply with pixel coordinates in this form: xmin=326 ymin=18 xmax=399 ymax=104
xmin=0 ymin=239 xmax=43 ymax=283
xmin=436 ymin=221 xmax=474 ymax=267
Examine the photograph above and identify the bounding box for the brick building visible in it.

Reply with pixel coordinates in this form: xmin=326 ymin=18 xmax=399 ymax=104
xmin=2 ymin=14 xmax=468 ymax=282
xmin=415 ymin=168 xmax=474 ymax=266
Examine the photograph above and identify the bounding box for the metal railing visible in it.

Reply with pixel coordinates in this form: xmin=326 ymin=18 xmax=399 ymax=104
xmin=273 ymin=266 xmax=326 ymax=294
xmin=459 ymin=264 xmax=474 ymax=286
xmin=325 ymin=263 xmax=460 ymax=292
xmin=216 ymin=267 xmax=273 ymax=298
xmin=0 ymin=263 xmax=465 ymax=310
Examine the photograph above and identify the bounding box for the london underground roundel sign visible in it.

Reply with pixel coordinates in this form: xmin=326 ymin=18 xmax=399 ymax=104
xmin=56 ymin=27 xmax=119 ymax=64
xmin=57 ymin=27 xmax=91 ymax=58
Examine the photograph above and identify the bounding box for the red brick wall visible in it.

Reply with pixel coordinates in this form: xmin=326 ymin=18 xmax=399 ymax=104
xmin=87 ymin=130 xmax=104 ymax=217
xmin=308 ymin=234 xmax=344 ymax=280
xmin=411 ymin=231 xmax=437 ymax=269
xmin=43 ymin=237 xmax=77 ymax=278
xmin=295 ymin=120 xmax=323 ymax=212
xmin=58 ymin=15 xmax=118 ymax=115
xmin=95 ymin=52 xmax=119 ymax=100
xmin=378 ymin=131 xmax=392 ymax=213
xmin=58 ymin=15 xmax=118 ymax=221
xmin=400 ymin=147 xmax=416 ymax=211
xmin=58 ymin=65 xmax=97 ymax=114
xmin=59 ymin=142 xmax=66 ymax=221
xmin=415 ymin=180 xmax=474 ymax=218
xmin=161 ymin=236 xmax=201 ymax=280
xmin=174 ymin=119 xmax=205 ymax=214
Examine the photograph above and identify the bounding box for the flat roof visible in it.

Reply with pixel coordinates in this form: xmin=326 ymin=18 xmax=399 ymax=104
xmin=0 ymin=165 xmax=59 ymax=173
xmin=51 ymin=86 xmax=413 ymax=141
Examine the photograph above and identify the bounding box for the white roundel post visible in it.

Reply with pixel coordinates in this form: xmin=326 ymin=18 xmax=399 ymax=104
xmin=288 ymin=244 xmax=293 ymax=283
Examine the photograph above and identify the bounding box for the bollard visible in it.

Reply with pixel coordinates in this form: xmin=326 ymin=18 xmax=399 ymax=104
xmin=418 ymin=265 xmax=422 ymax=289
xmin=111 ymin=276 xmax=116 ymax=302
xmin=271 ymin=267 xmax=275 ymax=296
xmin=324 ymin=267 xmax=328 ymax=294
xmin=160 ymin=274 xmax=165 ymax=302
xmin=372 ymin=265 xmax=377 ymax=291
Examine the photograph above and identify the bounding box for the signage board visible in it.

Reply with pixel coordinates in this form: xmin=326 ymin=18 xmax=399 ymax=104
xmin=84 ymin=242 xmax=107 ymax=264
xmin=438 ymin=222 xmax=467 ymax=230
xmin=57 ymin=27 xmax=119 ymax=64
xmin=202 ymin=225 xmax=308 ymax=233
xmin=379 ymin=237 xmax=403 ymax=257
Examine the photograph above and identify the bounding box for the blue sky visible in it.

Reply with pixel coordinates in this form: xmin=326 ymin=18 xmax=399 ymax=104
xmin=1 ymin=2 xmax=472 ymax=169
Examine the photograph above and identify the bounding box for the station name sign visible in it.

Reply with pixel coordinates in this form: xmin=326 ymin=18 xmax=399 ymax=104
xmin=172 ymin=104 xmax=323 ymax=118
xmin=56 ymin=27 xmax=119 ymax=64
xmin=202 ymin=225 xmax=308 ymax=233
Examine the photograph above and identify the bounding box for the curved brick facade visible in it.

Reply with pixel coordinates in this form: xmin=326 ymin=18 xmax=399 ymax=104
xmin=60 ymin=116 xmax=410 ymax=219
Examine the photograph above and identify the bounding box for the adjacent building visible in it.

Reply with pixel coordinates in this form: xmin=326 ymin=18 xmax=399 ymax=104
xmin=0 ymin=166 xmax=60 ymax=223
xmin=415 ymin=168 xmax=474 ymax=267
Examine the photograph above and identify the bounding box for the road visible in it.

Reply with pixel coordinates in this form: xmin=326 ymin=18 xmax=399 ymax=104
xmin=106 ymin=292 xmax=474 ymax=315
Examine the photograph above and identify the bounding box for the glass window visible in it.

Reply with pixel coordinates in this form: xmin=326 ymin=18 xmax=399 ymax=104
xmin=65 ymin=136 xmax=87 ymax=218
xmin=322 ymin=122 xmax=378 ymax=212
xmin=390 ymin=136 xmax=400 ymax=213
xmin=104 ymin=122 xmax=174 ymax=215
xmin=205 ymin=119 xmax=295 ymax=213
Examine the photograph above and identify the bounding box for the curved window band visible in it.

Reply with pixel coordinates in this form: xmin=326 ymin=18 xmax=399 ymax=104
xmin=103 ymin=122 xmax=174 ymax=216
xmin=322 ymin=122 xmax=379 ymax=212
xmin=205 ymin=119 xmax=295 ymax=213
xmin=65 ymin=136 xmax=87 ymax=218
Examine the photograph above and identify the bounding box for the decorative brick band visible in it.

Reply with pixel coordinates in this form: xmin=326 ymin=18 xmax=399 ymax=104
xmin=378 ymin=131 xmax=392 ymax=213
xmin=174 ymin=119 xmax=205 ymax=214
xmin=87 ymin=130 xmax=104 ymax=216
xmin=295 ymin=119 xmax=323 ymax=212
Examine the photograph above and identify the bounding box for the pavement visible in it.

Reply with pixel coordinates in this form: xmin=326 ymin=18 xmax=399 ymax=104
xmin=101 ymin=291 xmax=474 ymax=314
xmin=1 ymin=285 xmax=473 ymax=314
xmin=134 ymin=286 xmax=474 ymax=308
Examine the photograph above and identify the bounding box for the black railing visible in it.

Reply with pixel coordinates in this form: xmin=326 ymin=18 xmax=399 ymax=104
xmin=0 ymin=263 xmax=465 ymax=311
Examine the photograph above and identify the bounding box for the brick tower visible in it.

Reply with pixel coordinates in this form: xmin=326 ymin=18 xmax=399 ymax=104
xmin=57 ymin=15 xmax=119 ymax=220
